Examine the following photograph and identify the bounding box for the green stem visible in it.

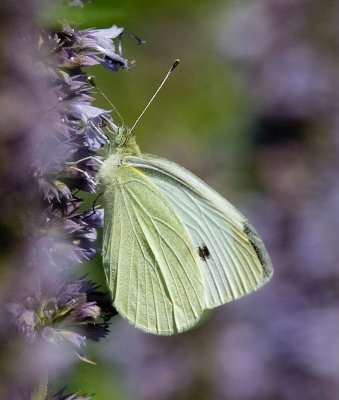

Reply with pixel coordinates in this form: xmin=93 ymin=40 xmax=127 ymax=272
xmin=31 ymin=374 xmax=48 ymax=400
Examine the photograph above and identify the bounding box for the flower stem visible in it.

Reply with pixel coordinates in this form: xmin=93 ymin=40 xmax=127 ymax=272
xmin=31 ymin=374 xmax=48 ymax=400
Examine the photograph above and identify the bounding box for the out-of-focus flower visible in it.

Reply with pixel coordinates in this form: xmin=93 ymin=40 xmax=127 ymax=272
xmin=8 ymin=278 xmax=115 ymax=348
xmin=220 ymin=1 xmax=339 ymax=119
xmin=54 ymin=25 xmax=128 ymax=71
xmin=1 ymin=0 xmax=132 ymax=395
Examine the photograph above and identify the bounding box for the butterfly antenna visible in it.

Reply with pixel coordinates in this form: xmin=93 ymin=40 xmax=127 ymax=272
xmin=87 ymin=75 xmax=125 ymax=125
xmin=129 ymin=59 xmax=180 ymax=134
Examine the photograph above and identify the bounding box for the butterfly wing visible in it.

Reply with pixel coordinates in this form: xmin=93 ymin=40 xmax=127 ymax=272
xmin=102 ymin=165 xmax=204 ymax=334
xmin=123 ymin=154 xmax=273 ymax=309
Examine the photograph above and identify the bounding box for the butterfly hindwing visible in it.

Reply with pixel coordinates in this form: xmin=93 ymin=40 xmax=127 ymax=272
xmin=123 ymin=154 xmax=273 ymax=308
xmin=102 ymin=165 xmax=204 ymax=334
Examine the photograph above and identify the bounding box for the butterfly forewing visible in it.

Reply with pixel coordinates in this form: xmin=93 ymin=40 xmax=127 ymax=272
xmin=123 ymin=155 xmax=273 ymax=308
xmin=102 ymin=166 xmax=205 ymax=334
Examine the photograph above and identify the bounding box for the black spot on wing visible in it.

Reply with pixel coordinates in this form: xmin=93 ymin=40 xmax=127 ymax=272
xmin=198 ymin=244 xmax=210 ymax=261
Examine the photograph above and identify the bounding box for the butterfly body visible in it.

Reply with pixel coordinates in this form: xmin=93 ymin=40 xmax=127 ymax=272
xmin=100 ymin=126 xmax=273 ymax=335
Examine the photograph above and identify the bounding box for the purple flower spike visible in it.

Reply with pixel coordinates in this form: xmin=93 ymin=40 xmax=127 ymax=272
xmin=2 ymin=2 xmax=134 ymax=395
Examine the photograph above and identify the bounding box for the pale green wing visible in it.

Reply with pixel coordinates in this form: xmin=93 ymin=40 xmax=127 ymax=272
xmin=102 ymin=166 xmax=204 ymax=335
xmin=123 ymin=154 xmax=273 ymax=309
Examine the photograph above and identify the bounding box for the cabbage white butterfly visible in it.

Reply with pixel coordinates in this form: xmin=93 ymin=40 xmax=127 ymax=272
xmin=99 ymin=60 xmax=273 ymax=335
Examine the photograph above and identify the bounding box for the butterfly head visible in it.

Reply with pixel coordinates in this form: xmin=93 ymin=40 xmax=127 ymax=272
xmin=114 ymin=125 xmax=130 ymax=147
xmin=112 ymin=125 xmax=140 ymax=156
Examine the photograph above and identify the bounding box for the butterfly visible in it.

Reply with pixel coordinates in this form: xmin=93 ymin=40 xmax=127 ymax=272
xmin=99 ymin=61 xmax=273 ymax=335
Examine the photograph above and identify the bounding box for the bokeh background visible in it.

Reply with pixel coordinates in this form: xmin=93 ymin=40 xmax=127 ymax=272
xmin=57 ymin=0 xmax=339 ymax=399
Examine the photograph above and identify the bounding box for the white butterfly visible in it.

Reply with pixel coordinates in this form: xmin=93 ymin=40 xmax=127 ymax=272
xmin=99 ymin=61 xmax=273 ymax=335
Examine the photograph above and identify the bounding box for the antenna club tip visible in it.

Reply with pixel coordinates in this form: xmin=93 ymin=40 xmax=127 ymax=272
xmin=170 ymin=59 xmax=180 ymax=72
